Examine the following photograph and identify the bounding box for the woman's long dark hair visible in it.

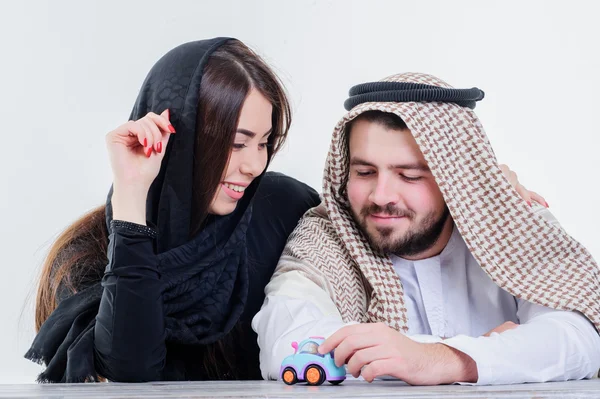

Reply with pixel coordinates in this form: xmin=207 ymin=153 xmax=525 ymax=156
xmin=34 ymin=39 xmax=292 ymax=379
xmin=190 ymin=40 xmax=290 ymax=235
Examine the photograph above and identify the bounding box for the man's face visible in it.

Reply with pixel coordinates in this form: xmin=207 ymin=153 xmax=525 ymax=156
xmin=346 ymin=119 xmax=450 ymax=257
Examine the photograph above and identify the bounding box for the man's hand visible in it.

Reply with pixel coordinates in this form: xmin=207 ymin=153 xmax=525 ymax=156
xmin=318 ymin=323 xmax=478 ymax=385
xmin=482 ymin=321 xmax=519 ymax=337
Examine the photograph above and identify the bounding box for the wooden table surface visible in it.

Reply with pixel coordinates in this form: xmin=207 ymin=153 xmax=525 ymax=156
xmin=1 ymin=379 xmax=600 ymax=398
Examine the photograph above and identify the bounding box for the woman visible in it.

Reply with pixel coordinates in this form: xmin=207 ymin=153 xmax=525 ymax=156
xmin=25 ymin=37 xmax=543 ymax=383
xmin=26 ymin=37 xmax=320 ymax=383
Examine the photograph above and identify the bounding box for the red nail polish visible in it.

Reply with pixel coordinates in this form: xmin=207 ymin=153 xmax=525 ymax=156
xmin=545 ymin=201 xmax=549 ymax=208
xmin=143 ymin=138 xmax=147 ymax=147
xmin=146 ymin=147 xmax=152 ymax=157
xmin=527 ymin=201 xmax=532 ymax=207
xmin=157 ymin=142 xmax=162 ymax=153
xmin=168 ymin=124 xmax=176 ymax=133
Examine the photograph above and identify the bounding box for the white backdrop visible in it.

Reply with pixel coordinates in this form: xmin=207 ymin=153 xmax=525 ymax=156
xmin=1 ymin=0 xmax=598 ymax=383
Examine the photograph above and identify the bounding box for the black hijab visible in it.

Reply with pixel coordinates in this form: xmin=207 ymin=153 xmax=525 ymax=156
xmin=26 ymin=38 xmax=268 ymax=382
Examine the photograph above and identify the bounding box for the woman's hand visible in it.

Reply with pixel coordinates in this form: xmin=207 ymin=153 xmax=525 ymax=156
xmin=106 ymin=109 xmax=176 ymax=224
xmin=500 ymin=164 xmax=548 ymax=208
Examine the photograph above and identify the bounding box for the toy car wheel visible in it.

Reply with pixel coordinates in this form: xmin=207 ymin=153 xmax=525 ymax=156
xmin=304 ymin=365 xmax=326 ymax=386
xmin=328 ymin=380 xmax=343 ymax=385
xmin=282 ymin=367 xmax=297 ymax=385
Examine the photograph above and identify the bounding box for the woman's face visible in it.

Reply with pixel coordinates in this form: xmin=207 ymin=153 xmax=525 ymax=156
xmin=208 ymin=88 xmax=272 ymax=215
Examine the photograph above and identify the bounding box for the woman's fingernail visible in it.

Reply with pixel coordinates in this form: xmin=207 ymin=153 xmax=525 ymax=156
xmin=527 ymin=201 xmax=532 ymax=207
xmin=545 ymin=201 xmax=549 ymax=208
xmin=157 ymin=142 xmax=162 ymax=153
xmin=146 ymin=147 xmax=152 ymax=157
xmin=168 ymin=124 xmax=176 ymax=133
xmin=143 ymin=138 xmax=147 ymax=147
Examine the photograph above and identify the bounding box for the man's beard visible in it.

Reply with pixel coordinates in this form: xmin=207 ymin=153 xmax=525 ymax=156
xmin=352 ymin=202 xmax=451 ymax=257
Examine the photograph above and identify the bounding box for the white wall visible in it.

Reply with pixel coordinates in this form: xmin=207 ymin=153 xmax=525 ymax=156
xmin=1 ymin=0 xmax=598 ymax=383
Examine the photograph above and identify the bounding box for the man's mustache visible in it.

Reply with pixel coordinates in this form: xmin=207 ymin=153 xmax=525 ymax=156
xmin=360 ymin=203 xmax=415 ymax=219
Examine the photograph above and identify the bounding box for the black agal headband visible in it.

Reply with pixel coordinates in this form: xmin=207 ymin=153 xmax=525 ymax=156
xmin=344 ymin=82 xmax=485 ymax=111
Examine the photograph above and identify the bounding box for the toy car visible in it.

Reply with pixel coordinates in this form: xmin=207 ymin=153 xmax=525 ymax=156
xmin=280 ymin=336 xmax=346 ymax=386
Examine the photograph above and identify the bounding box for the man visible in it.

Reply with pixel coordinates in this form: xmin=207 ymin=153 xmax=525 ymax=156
xmin=252 ymin=73 xmax=600 ymax=385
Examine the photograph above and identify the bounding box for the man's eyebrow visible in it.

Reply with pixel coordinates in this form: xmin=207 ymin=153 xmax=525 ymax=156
xmin=391 ymin=163 xmax=430 ymax=172
xmin=236 ymin=128 xmax=273 ymax=138
xmin=349 ymin=157 xmax=376 ymax=167
xmin=350 ymin=157 xmax=429 ymax=172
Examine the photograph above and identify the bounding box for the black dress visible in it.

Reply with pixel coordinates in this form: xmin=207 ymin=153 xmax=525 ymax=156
xmin=95 ymin=172 xmax=320 ymax=381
